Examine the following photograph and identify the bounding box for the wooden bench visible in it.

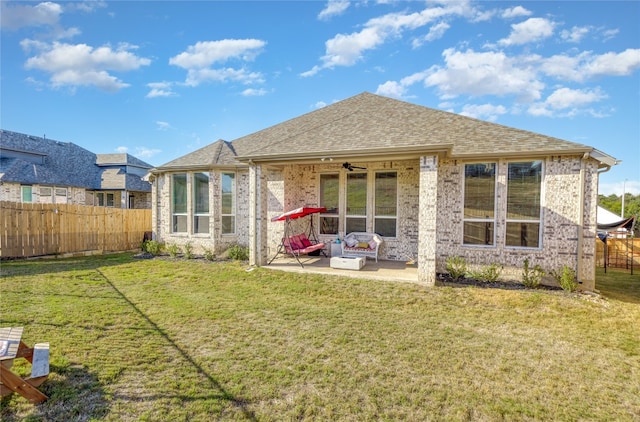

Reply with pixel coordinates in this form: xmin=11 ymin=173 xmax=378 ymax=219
xmin=0 ymin=329 xmax=50 ymax=404
xmin=341 ymin=232 xmax=383 ymax=262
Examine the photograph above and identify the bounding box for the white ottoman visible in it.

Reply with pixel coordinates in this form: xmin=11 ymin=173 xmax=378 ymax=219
xmin=330 ymin=255 xmax=366 ymax=270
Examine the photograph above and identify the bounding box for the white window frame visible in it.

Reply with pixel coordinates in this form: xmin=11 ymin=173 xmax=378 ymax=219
xmin=55 ymin=187 xmax=68 ymax=204
xmin=21 ymin=186 xmax=33 ymax=203
xmin=373 ymin=171 xmax=398 ymax=238
xmin=221 ymin=172 xmax=236 ymax=235
xmin=505 ymin=160 xmax=544 ymax=249
xmin=192 ymin=172 xmax=210 ymax=234
xmin=462 ymin=162 xmax=497 ymax=247
xmin=39 ymin=186 xmax=53 ymax=203
xmin=345 ymin=172 xmax=368 ymax=234
xmin=172 ymin=173 xmax=188 ymax=233
xmin=319 ymin=173 xmax=340 ymax=235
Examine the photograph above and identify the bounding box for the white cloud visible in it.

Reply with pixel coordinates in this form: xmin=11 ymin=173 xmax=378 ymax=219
xmin=0 ymin=1 xmax=63 ymax=31
xmin=541 ymin=49 xmax=640 ymax=82
xmin=459 ymin=103 xmax=508 ymax=121
xmin=528 ymin=87 xmax=607 ymax=117
xmin=425 ymin=48 xmax=544 ymax=102
xmin=318 ymin=0 xmax=350 ymax=21
xmin=116 ymin=146 xmax=128 ymax=153
xmin=413 ymin=22 xmax=450 ymax=48
xmin=170 ymin=39 xmax=266 ymax=87
xmin=376 ymin=70 xmax=429 ymax=98
xmin=184 ymin=67 xmax=264 ymax=87
xmin=133 ymin=146 xmax=162 ymax=159
xmin=146 ymin=82 xmax=176 ymax=98
xmin=22 ymin=41 xmax=151 ymax=92
xmin=498 ymin=17 xmax=555 ymax=46
xmin=169 ymin=39 xmax=266 ymax=69
xmin=302 ymin=1 xmax=480 ymax=76
xmin=561 ymin=26 xmax=591 ymax=43
xmin=241 ymin=88 xmax=267 ymax=96
xmin=156 ymin=121 xmax=171 ymax=131
xmin=599 ymin=180 xmax=640 ymax=196
xmin=500 ymin=6 xmax=532 ymax=19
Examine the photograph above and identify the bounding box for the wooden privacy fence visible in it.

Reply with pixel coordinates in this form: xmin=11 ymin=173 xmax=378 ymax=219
xmin=0 ymin=201 xmax=151 ymax=259
xmin=595 ymin=237 xmax=640 ymax=270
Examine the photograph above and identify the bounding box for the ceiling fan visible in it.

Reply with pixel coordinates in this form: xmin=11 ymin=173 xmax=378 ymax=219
xmin=342 ymin=162 xmax=367 ymax=171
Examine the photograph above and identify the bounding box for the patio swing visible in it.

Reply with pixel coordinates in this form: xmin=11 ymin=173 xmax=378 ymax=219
xmin=268 ymin=206 xmax=328 ymax=267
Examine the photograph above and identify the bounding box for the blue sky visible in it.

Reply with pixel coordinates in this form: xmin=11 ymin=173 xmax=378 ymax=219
xmin=1 ymin=1 xmax=639 ymax=196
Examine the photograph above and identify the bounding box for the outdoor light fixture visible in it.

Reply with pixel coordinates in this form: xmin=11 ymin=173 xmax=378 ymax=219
xmin=342 ymin=162 xmax=367 ymax=171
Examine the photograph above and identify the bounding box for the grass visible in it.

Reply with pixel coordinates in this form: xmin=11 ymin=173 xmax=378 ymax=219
xmin=1 ymin=254 xmax=639 ymax=421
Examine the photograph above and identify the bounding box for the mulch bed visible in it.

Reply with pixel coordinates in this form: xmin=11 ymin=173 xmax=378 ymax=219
xmin=436 ymin=273 xmax=563 ymax=291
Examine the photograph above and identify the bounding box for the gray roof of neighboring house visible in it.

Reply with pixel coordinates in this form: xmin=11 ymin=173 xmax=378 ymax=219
xmin=96 ymin=153 xmax=153 ymax=168
xmin=0 ymin=129 xmax=153 ymax=191
xmin=151 ymin=92 xmax=617 ymax=171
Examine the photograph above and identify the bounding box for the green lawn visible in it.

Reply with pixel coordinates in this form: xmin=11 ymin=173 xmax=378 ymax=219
xmin=1 ymin=254 xmax=639 ymax=421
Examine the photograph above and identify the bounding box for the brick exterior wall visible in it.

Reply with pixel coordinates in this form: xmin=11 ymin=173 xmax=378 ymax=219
xmin=154 ymin=170 xmax=251 ymax=255
xmin=152 ymin=155 xmax=600 ymax=289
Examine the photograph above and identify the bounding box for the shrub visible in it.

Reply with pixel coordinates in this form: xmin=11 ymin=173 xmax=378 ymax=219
xmin=467 ymin=264 xmax=503 ymax=283
xmin=203 ymin=247 xmax=216 ymax=261
xmin=183 ymin=242 xmax=194 ymax=259
xmin=142 ymin=240 xmax=164 ymax=256
xmin=227 ymin=245 xmax=249 ymax=261
xmin=522 ymin=258 xmax=545 ymax=288
xmin=552 ymin=265 xmax=578 ymax=292
xmin=446 ymin=256 xmax=467 ymax=279
xmin=166 ymin=243 xmax=181 ymax=258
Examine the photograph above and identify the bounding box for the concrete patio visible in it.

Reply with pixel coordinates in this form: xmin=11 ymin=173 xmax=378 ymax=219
xmin=264 ymin=256 xmax=419 ymax=284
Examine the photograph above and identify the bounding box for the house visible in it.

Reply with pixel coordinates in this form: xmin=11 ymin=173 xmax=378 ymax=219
xmin=0 ymin=129 xmax=152 ymax=208
xmin=147 ymin=92 xmax=618 ymax=290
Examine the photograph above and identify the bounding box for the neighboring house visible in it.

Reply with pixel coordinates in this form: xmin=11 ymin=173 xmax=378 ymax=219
xmin=147 ymin=92 xmax=618 ymax=290
xmin=0 ymin=130 xmax=152 ymax=208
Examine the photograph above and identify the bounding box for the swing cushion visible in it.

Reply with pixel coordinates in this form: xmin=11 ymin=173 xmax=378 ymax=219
xmin=283 ymin=233 xmax=325 ymax=255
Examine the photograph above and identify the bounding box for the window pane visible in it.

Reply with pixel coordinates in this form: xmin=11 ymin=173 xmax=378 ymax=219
xmin=107 ymin=193 xmax=114 ymax=207
xmin=463 ymin=222 xmax=494 ymax=245
xmin=222 ymin=216 xmax=235 ymax=234
xmin=320 ymin=217 xmax=339 ymax=235
xmin=194 ymin=172 xmax=209 ymax=214
xmin=347 ymin=173 xmax=367 ymax=216
xmin=507 ymin=161 xmax=542 ymax=220
xmin=194 ymin=216 xmax=210 ymax=234
xmin=173 ymin=215 xmax=187 ymax=233
xmin=464 ymin=163 xmax=495 ymax=219
xmin=506 ymin=222 xmax=540 ymax=247
xmin=221 ymin=173 xmax=235 ymax=216
xmin=375 ymin=218 xmax=396 ymax=237
xmin=21 ymin=186 xmax=32 ymax=203
xmin=375 ymin=172 xmax=396 ymax=216
xmin=97 ymin=193 xmax=104 ymax=206
xmin=320 ymin=174 xmax=339 ymax=213
xmin=173 ymin=174 xmax=187 ymax=214
xmin=346 ymin=217 xmax=366 ymax=233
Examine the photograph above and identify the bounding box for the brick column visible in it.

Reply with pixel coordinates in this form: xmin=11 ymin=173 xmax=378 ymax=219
xmin=418 ymin=155 xmax=438 ymax=286
xmin=249 ymin=164 xmax=268 ymax=266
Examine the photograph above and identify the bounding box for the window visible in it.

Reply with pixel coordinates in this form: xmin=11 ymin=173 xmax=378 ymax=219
xmin=96 ymin=192 xmax=104 ymax=206
xmin=346 ymin=173 xmax=367 ymax=233
xmin=21 ymin=186 xmax=33 ymax=203
xmin=221 ymin=173 xmax=235 ymax=234
xmin=463 ymin=163 xmax=496 ymax=246
xmin=319 ymin=174 xmax=339 ymax=234
xmin=374 ymin=172 xmax=397 ymax=237
xmin=55 ymin=188 xmax=67 ymax=204
xmin=193 ymin=172 xmax=210 ymax=234
xmin=39 ymin=187 xmax=53 ymax=203
xmin=506 ymin=161 xmax=542 ymax=248
xmin=106 ymin=193 xmax=115 ymax=207
xmin=172 ymin=174 xmax=187 ymax=233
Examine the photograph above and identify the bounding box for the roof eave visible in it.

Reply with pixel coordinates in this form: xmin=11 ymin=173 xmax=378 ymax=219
xmin=235 ymin=145 xmax=454 ymax=164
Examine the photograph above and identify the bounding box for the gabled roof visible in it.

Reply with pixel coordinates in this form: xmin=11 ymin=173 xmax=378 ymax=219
xmin=153 ymin=92 xmax=617 ymax=170
xmin=0 ymin=129 xmax=153 ymax=191
xmin=154 ymin=139 xmax=242 ymax=171
xmin=233 ymin=92 xmax=603 ymax=163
